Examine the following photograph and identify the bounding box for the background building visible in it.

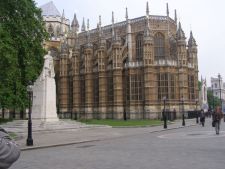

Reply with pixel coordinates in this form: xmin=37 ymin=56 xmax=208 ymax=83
xmin=41 ymin=1 xmax=199 ymax=119
xmin=211 ymin=76 xmax=225 ymax=101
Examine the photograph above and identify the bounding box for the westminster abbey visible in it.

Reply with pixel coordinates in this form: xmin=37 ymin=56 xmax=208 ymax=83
xmin=41 ymin=1 xmax=199 ymax=119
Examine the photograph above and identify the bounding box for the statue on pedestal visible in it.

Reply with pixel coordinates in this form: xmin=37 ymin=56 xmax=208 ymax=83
xmin=32 ymin=51 xmax=58 ymax=122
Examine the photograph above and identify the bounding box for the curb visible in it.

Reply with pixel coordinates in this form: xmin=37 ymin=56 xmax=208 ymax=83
xmin=21 ymin=139 xmax=100 ymax=151
xmin=20 ymin=124 xmax=196 ymax=151
xmin=112 ymin=122 xmax=174 ymax=128
xmin=149 ymin=124 xmax=196 ymax=133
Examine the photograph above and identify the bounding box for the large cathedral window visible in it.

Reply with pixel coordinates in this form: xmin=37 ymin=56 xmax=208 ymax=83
xmin=170 ymin=74 xmax=176 ymax=99
xmin=48 ymin=24 xmax=54 ymax=37
xmin=188 ymin=75 xmax=195 ymax=100
xmin=136 ymin=34 xmax=143 ymax=61
xmin=107 ymin=62 xmax=113 ymax=105
xmin=93 ymin=65 xmax=99 ymax=107
xmin=154 ymin=33 xmax=165 ymax=59
xmin=80 ymin=74 xmax=85 ymax=107
xmin=130 ymin=72 xmax=143 ymax=101
xmin=158 ymin=73 xmax=176 ymax=100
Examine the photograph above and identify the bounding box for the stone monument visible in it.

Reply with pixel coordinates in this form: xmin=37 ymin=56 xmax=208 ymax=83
xmin=200 ymin=77 xmax=209 ymax=112
xmin=32 ymin=52 xmax=59 ymax=122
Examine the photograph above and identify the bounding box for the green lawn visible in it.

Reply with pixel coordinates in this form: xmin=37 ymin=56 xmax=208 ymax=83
xmin=0 ymin=118 xmax=13 ymax=124
xmin=9 ymin=132 xmax=17 ymax=139
xmin=78 ymin=119 xmax=163 ymax=127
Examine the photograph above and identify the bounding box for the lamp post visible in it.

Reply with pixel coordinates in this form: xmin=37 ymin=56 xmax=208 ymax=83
xmin=195 ymin=98 xmax=199 ymax=124
xmin=163 ymin=96 xmax=167 ymax=129
xmin=26 ymin=81 xmax=33 ymax=146
xmin=181 ymin=96 xmax=185 ymax=126
xmin=123 ymin=109 xmax=127 ymax=121
xmin=212 ymin=84 xmax=215 ymax=111
xmin=218 ymin=73 xmax=222 ymax=106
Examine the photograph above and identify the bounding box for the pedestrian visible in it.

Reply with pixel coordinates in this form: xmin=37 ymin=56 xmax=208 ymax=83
xmin=200 ymin=109 xmax=205 ymax=127
xmin=208 ymin=108 xmax=212 ymax=118
xmin=0 ymin=127 xmax=20 ymax=169
xmin=212 ymin=107 xmax=223 ymax=135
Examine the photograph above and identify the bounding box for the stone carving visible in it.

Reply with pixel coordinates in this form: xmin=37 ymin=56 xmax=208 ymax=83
xmin=32 ymin=52 xmax=58 ymax=122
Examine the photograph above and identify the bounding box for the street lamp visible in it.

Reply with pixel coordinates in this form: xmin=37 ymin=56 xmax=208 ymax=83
xmin=212 ymin=84 xmax=215 ymax=110
xmin=123 ymin=109 xmax=127 ymax=121
xmin=163 ymin=96 xmax=167 ymax=129
xmin=181 ymin=96 xmax=185 ymax=126
xmin=218 ymin=73 xmax=222 ymax=106
xmin=195 ymin=98 xmax=199 ymax=124
xmin=26 ymin=81 xmax=33 ymax=146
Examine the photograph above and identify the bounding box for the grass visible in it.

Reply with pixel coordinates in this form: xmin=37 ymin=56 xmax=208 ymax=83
xmin=9 ymin=132 xmax=17 ymax=139
xmin=0 ymin=118 xmax=17 ymax=139
xmin=0 ymin=118 xmax=13 ymax=124
xmin=78 ymin=119 xmax=163 ymax=127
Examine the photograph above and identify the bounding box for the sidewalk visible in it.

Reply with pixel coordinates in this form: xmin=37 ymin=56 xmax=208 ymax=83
xmin=15 ymin=119 xmax=196 ymax=151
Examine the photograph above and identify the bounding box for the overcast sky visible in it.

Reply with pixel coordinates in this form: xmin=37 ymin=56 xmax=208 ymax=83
xmin=35 ymin=0 xmax=225 ymax=85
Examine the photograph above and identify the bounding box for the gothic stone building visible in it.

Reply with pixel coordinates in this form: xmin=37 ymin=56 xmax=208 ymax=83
xmin=41 ymin=2 xmax=199 ymax=119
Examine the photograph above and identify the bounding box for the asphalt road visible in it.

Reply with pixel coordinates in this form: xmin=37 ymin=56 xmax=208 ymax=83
xmin=11 ymin=119 xmax=225 ymax=169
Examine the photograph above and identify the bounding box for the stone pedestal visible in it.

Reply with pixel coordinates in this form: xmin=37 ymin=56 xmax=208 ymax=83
xmin=32 ymin=52 xmax=58 ymax=122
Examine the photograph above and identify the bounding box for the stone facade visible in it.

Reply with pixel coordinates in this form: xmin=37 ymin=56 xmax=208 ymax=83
xmin=211 ymin=75 xmax=225 ymax=101
xmin=41 ymin=2 xmax=199 ymax=119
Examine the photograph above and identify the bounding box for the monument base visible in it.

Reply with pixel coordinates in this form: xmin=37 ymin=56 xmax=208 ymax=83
xmin=32 ymin=117 xmax=59 ymax=122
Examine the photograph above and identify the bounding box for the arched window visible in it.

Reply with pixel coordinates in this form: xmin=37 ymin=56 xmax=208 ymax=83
xmin=136 ymin=34 xmax=143 ymax=61
xmin=158 ymin=73 xmax=176 ymax=100
xmin=188 ymin=75 xmax=195 ymax=100
xmin=93 ymin=64 xmax=99 ymax=107
xmin=80 ymin=74 xmax=85 ymax=108
xmin=154 ymin=32 xmax=165 ymax=59
xmin=107 ymin=62 xmax=113 ymax=104
xmin=48 ymin=24 xmax=54 ymax=37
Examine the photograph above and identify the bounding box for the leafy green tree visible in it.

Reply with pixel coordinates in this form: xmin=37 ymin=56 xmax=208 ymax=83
xmin=0 ymin=0 xmax=48 ymax=116
xmin=207 ymin=90 xmax=221 ymax=110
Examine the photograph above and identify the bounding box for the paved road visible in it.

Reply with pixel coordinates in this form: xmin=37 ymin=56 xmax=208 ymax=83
xmin=11 ymin=119 xmax=225 ymax=169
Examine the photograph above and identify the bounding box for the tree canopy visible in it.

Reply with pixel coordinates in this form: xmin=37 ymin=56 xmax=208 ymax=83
xmin=207 ymin=90 xmax=221 ymax=110
xmin=0 ymin=0 xmax=48 ymax=112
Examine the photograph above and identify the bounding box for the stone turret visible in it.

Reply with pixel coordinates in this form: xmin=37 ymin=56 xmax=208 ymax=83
xmin=98 ymin=15 xmax=106 ymax=46
xmin=60 ymin=9 xmax=65 ymax=36
xmin=188 ymin=31 xmax=197 ymax=49
xmin=174 ymin=9 xmax=177 ymax=25
xmin=188 ymin=31 xmax=198 ymax=69
xmin=143 ymin=1 xmax=154 ymax=65
xmin=126 ymin=7 xmax=132 ymax=62
xmin=59 ymin=40 xmax=70 ymax=115
xmin=176 ymin=22 xmax=186 ymax=42
xmin=176 ymin=22 xmax=187 ymax=67
xmin=143 ymin=1 xmax=156 ymax=115
xmin=71 ymin=13 xmax=79 ymax=35
xmin=111 ymin=12 xmax=121 ymax=43
xmin=81 ymin=17 xmax=86 ymax=32
xmin=166 ymin=3 xmax=170 ymax=37
xmin=166 ymin=3 xmax=169 ymax=17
